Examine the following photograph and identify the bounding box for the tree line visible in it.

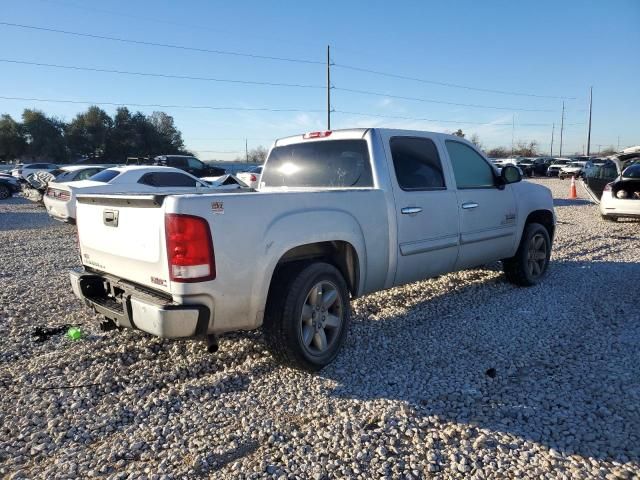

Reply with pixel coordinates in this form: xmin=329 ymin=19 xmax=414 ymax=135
xmin=0 ymin=106 xmax=189 ymax=163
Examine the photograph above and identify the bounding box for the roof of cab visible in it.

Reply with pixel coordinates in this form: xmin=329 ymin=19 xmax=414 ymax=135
xmin=274 ymin=128 xmax=473 ymax=147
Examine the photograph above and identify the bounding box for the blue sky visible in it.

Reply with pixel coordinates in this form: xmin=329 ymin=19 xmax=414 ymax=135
xmin=0 ymin=0 xmax=638 ymax=159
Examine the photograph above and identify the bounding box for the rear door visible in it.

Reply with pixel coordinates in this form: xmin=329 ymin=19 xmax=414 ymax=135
xmin=383 ymin=134 xmax=460 ymax=286
xmin=443 ymin=139 xmax=518 ymax=269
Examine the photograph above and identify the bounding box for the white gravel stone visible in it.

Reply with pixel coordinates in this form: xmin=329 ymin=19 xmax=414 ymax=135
xmin=0 ymin=181 xmax=639 ymax=479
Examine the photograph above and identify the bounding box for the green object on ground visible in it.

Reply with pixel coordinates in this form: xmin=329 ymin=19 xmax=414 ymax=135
xmin=67 ymin=327 xmax=83 ymax=340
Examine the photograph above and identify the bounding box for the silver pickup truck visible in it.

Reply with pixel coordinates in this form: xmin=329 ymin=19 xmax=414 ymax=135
xmin=70 ymin=128 xmax=555 ymax=370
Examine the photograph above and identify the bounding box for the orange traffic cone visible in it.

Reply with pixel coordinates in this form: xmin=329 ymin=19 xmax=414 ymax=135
xmin=569 ymin=176 xmax=577 ymax=199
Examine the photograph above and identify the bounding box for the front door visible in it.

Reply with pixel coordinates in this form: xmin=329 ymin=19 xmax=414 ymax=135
xmin=443 ymin=140 xmax=518 ymax=269
xmin=384 ymin=135 xmax=460 ymax=286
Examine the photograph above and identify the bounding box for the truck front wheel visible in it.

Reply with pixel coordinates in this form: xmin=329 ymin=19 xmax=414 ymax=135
xmin=264 ymin=262 xmax=351 ymax=371
xmin=502 ymin=222 xmax=551 ymax=286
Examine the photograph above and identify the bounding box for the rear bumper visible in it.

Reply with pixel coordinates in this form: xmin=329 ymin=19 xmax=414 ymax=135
xmin=69 ymin=268 xmax=210 ymax=338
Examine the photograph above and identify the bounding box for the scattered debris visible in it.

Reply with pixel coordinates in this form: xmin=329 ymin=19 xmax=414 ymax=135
xmin=31 ymin=324 xmax=70 ymax=343
xmin=66 ymin=327 xmax=83 ymax=340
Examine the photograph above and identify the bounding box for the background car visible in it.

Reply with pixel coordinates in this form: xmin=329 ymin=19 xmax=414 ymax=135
xmin=546 ymin=158 xmax=572 ymax=177
xmin=154 ymin=155 xmax=226 ymax=178
xmin=600 ymin=162 xmax=640 ymax=221
xmin=531 ymin=157 xmax=553 ymax=176
xmin=11 ymin=162 xmax=59 ymax=180
xmin=0 ymin=175 xmax=21 ymax=199
xmin=43 ymin=166 xmax=213 ymax=223
xmin=237 ymin=165 xmax=263 ymax=188
xmin=558 ymin=161 xmax=588 ymax=179
xmin=516 ymin=159 xmax=535 ymax=177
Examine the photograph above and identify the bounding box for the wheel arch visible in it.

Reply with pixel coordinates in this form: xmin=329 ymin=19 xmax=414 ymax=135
xmin=270 ymin=240 xmax=361 ymax=298
xmin=525 ymin=209 xmax=555 ymax=242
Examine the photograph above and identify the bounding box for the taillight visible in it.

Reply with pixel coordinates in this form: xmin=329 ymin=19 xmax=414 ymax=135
xmin=47 ymin=188 xmax=70 ymax=201
xmin=165 ymin=214 xmax=215 ymax=282
xmin=303 ymin=131 xmax=332 ymax=139
xmin=604 ymin=183 xmax=612 ymax=192
xmin=250 ymin=174 xmax=257 ymax=182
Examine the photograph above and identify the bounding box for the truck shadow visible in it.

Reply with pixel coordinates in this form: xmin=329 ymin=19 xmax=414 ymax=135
xmin=553 ymin=198 xmax=593 ymax=207
xmin=321 ymin=259 xmax=640 ymax=464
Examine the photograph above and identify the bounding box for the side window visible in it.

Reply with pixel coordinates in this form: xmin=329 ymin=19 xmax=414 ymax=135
xmin=390 ymin=137 xmax=445 ymax=190
xmin=187 ymin=158 xmax=204 ymax=170
xmin=138 ymin=172 xmax=199 ymax=187
xmin=168 ymin=157 xmax=187 ymax=169
xmin=75 ymin=169 xmax=98 ymax=181
xmin=445 ymin=141 xmax=495 ymax=189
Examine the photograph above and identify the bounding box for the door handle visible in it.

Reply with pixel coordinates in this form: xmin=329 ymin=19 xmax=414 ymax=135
xmin=461 ymin=202 xmax=479 ymax=210
xmin=401 ymin=207 xmax=423 ymax=215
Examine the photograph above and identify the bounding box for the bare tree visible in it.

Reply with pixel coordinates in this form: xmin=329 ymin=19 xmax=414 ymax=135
xmin=486 ymin=146 xmax=509 ymax=158
xmin=513 ymin=140 xmax=538 ymax=157
xmin=469 ymin=133 xmax=482 ymax=149
xmin=599 ymin=145 xmax=616 ymax=156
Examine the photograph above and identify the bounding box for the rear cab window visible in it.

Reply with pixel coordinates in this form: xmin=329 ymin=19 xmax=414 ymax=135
xmin=261 ymin=139 xmax=373 ymax=188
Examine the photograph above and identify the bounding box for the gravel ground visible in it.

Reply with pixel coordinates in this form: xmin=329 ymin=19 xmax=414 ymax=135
xmin=1 ymin=179 xmax=639 ymax=479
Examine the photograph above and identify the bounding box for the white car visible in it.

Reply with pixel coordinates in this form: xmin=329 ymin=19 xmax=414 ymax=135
xmin=546 ymin=158 xmax=572 ymax=177
xmin=558 ymin=161 xmax=588 ymax=179
xmin=237 ymin=166 xmax=263 ymax=189
xmin=44 ymin=166 xmax=213 ymax=223
xmin=12 ymin=162 xmax=59 ymax=180
xmin=600 ymin=162 xmax=640 ymax=221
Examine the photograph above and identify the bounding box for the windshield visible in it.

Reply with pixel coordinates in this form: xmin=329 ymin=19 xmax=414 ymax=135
xmin=89 ymin=169 xmax=121 ymax=183
xmin=261 ymin=140 xmax=373 ymax=188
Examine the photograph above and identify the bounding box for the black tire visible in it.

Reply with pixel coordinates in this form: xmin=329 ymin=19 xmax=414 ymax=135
xmin=263 ymin=262 xmax=351 ymax=371
xmin=601 ymin=214 xmax=617 ymax=222
xmin=503 ymin=222 xmax=551 ymax=286
xmin=0 ymin=185 xmax=10 ymax=200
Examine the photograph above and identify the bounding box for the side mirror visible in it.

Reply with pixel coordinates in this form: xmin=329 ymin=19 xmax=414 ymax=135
xmin=501 ymin=165 xmax=522 ymax=184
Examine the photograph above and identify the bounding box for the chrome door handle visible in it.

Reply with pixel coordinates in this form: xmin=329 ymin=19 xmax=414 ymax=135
xmin=401 ymin=207 xmax=423 ymax=215
xmin=461 ymin=202 xmax=479 ymax=209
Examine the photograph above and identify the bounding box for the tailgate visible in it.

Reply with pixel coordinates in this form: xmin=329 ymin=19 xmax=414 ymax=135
xmin=76 ymin=194 xmax=171 ymax=293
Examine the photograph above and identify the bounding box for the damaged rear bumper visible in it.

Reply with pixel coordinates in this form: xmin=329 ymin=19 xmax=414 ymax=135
xmin=69 ymin=268 xmax=210 ymax=338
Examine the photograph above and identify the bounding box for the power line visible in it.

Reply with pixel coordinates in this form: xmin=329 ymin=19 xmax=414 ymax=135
xmin=0 ymin=95 xmax=324 ymax=113
xmin=0 ymin=58 xmax=324 ymax=89
xmin=334 ymin=87 xmax=555 ymax=112
xmin=333 ymin=110 xmax=555 ymax=127
xmin=333 ymin=63 xmax=576 ymax=100
xmin=38 ymin=0 xmax=333 ymax=52
xmin=0 ymin=21 xmax=324 ymax=65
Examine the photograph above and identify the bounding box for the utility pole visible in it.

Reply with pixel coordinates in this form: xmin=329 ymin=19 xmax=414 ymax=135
xmin=245 ymin=138 xmax=248 ymax=163
xmin=511 ymin=114 xmax=515 ymax=156
xmin=586 ymin=86 xmax=593 ymax=156
xmin=550 ymin=123 xmax=555 ymax=156
xmin=559 ymin=101 xmax=565 ymax=158
xmin=617 ymin=136 xmax=620 ymax=151
xmin=326 ymin=45 xmax=331 ymax=130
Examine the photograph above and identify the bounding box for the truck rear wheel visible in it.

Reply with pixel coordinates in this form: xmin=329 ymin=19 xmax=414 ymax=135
xmin=263 ymin=262 xmax=351 ymax=371
xmin=503 ymin=222 xmax=551 ymax=286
